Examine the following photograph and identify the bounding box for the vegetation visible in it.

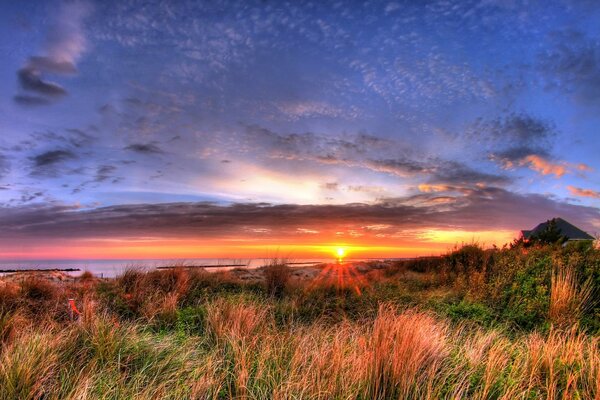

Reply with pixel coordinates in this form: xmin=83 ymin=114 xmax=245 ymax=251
xmin=0 ymin=243 xmax=598 ymax=399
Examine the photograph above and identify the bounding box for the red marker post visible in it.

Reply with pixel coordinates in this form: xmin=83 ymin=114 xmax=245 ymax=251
xmin=68 ymin=298 xmax=81 ymax=322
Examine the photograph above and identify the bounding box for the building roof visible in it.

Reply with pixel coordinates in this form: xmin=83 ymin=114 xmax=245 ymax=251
xmin=521 ymin=218 xmax=594 ymax=240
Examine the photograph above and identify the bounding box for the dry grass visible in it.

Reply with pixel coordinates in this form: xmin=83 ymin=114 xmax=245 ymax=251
xmin=263 ymin=260 xmax=290 ymax=298
xmin=550 ymin=267 xmax=593 ymax=328
xmin=0 ymin=295 xmax=598 ymax=399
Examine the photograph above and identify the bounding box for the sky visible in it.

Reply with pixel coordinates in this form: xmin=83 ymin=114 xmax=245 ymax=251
xmin=1 ymin=0 xmax=600 ymax=260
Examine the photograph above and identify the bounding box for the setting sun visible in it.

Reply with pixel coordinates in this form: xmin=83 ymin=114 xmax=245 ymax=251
xmin=336 ymin=247 xmax=346 ymax=258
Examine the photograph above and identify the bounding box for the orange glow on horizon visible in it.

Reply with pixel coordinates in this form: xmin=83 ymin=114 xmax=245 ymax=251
xmin=0 ymin=228 xmax=519 ymax=260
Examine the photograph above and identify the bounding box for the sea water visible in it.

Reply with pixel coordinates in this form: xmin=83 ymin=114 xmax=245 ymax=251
xmin=0 ymin=258 xmax=338 ymax=278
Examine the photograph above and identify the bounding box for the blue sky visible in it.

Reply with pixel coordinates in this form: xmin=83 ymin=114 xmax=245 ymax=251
xmin=0 ymin=0 xmax=599 ymax=258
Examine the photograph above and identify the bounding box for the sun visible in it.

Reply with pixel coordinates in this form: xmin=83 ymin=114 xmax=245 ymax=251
xmin=336 ymin=247 xmax=346 ymax=258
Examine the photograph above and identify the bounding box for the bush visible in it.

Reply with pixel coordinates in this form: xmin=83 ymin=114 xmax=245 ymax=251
xmin=263 ymin=261 xmax=289 ymax=298
xmin=444 ymin=300 xmax=494 ymax=326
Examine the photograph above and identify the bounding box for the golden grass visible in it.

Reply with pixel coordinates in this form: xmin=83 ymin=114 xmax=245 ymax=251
xmin=0 ymin=298 xmax=598 ymax=399
xmin=550 ymin=267 xmax=593 ymax=328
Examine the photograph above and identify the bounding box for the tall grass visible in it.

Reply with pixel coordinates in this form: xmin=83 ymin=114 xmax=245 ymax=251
xmin=1 ymin=296 xmax=598 ymax=399
xmin=0 ymin=246 xmax=599 ymax=399
xmin=263 ymin=259 xmax=290 ymax=298
xmin=550 ymin=267 xmax=593 ymax=328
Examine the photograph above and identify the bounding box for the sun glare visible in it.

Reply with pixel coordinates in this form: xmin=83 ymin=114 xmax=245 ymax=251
xmin=336 ymin=247 xmax=346 ymax=259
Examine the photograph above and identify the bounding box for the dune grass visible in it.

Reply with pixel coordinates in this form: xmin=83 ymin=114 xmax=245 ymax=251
xmin=0 ymin=243 xmax=599 ymax=399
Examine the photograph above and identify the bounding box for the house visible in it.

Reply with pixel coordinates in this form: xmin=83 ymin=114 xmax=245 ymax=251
xmin=521 ymin=217 xmax=594 ymax=243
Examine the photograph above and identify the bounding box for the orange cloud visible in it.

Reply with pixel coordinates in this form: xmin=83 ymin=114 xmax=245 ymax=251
xmin=514 ymin=155 xmax=592 ymax=178
xmin=577 ymin=163 xmax=593 ymax=172
xmin=567 ymin=185 xmax=600 ymax=199
xmin=418 ymin=184 xmax=451 ymax=192
xmin=520 ymin=155 xmax=566 ymax=177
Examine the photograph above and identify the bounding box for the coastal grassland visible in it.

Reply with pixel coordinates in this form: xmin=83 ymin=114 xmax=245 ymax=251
xmin=0 ymin=243 xmax=598 ymax=399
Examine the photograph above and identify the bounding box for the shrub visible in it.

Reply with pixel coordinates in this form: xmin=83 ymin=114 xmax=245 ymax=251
xmin=263 ymin=260 xmax=289 ymax=298
xmin=117 ymin=267 xmax=144 ymax=294
xmin=444 ymin=300 xmax=494 ymax=326
xmin=79 ymin=271 xmax=95 ymax=281
xmin=20 ymin=277 xmax=58 ymax=303
xmin=0 ymin=282 xmax=19 ymax=312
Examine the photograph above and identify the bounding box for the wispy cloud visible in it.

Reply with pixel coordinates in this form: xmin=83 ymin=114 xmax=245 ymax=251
xmin=124 ymin=143 xmax=164 ymax=155
xmin=14 ymin=0 xmax=92 ymax=105
xmin=539 ymin=29 xmax=600 ymax=106
xmin=568 ymin=185 xmax=600 ymax=199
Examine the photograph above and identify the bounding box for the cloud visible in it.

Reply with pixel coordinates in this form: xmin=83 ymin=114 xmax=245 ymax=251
xmin=493 ymin=152 xmax=590 ymax=178
xmin=17 ymin=67 xmax=67 ymax=96
xmin=0 ymin=187 xmax=597 ymax=241
xmin=477 ymin=114 xmax=589 ymax=178
xmin=364 ymin=158 xmax=431 ymax=177
xmin=242 ymin=125 xmax=507 ymax=187
xmin=44 ymin=1 xmax=92 ymax=65
xmin=519 ymin=154 xmax=566 ymax=177
xmin=14 ymin=0 xmax=92 ymax=104
xmin=567 ymin=185 xmax=600 ymax=199
xmin=430 ymin=161 xmax=512 ymax=186
xmin=491 ymin=147 xmax=593 ymax=178
xmin=474 ymin=114 xmax=556 ymax=171
xmin=32 ymin=149 xmax=76 ymax=167
xmin=538 ymin=29 xmax=600 ymax=106
xmin=29 ymin=128 xmax=96 ymax=149
xmin=124 ymin=143 xmax=164 ymax=155
xmin=94 ymin=165 xmax=118 ymax=182
xmin=418 ymin=184 xmax=451 ymax=193
xmin=477 ymin=113 xmax=555 ymax=145
xmin=29 ymin=149 xmax=77 ymax=177
xmin=27 ymin=56 xmax=78 ymax=74
xmin=490 ymin=146 xmax=551 ymax=167
xmin=274 ymin=100 xmax=358 ymax=121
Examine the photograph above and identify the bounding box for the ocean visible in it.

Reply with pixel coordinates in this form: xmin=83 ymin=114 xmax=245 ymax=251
xmin=0 ymin=258 xmax=340 ymax=278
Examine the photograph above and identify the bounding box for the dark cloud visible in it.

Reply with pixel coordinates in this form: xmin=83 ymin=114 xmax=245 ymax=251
xmin=65 ymin=128 xmax=95 ymax=147
xmin=29 ymin=149 xmax=77 ymax=177
xmin=0 ymin=188 xmax=597 ymax=240
xmin=18 ymin=190 xmax=45 ymax=203
xmin=430 ymin=161 xmax=512 ymax=186
xmin=538 ymin=29 xmax=600 ymax=106
xmin=472 ymin=113 xmax=555 ymax=147
xmin=470 ymin=113 xmax=560 ymax=173
xmin=30 ymin=129 xmax=96 ymax=149
xmin=365 ymin=158 xmax=431 ymax=177
xmin=94 ymin=165 xmax=118 ymax=182
xmin=17 ymin=67 xmax=67 ymax=96
xmin=124 ymin=143 xmax=164 ymax=154
xmin=32 ymin=149 xmax=76 ymax=167
xmin=244 ymin=125 xmax=394 ymax=162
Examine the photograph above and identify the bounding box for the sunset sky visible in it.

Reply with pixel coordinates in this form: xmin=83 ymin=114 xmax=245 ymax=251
xmin=1 ymin=0 xmax=600 ymax=260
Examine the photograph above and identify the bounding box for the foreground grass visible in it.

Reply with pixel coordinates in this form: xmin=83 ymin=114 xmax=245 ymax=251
xmin=1 ymin=300 xmax=598 ymax=399
xmin=0 ymin=243 xmax=599 ymax=399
